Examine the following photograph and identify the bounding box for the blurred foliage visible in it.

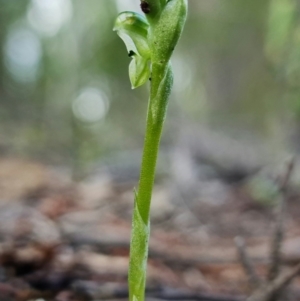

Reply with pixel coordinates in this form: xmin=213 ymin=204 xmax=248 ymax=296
xmin=0 ymin=0 xmax=300 ymax=175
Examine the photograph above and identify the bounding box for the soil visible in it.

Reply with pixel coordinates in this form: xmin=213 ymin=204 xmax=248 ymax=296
xmin=0 ymin=158 xmax=299 ymax=301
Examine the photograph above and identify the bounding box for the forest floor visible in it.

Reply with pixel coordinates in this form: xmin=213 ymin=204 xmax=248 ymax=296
xmin=0 ymin=157 xmax=300 ymax=301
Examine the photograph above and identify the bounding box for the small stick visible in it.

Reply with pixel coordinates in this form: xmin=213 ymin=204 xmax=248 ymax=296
xmin=278 ymin=159 xmax=295 ymax=194
xmin=234 ymin=236 xmax=261 ymax=289
xmin=247 ymin=262 xmax=300 ymax=301
xmin=268 ymin=159 xmax=295 ymax=282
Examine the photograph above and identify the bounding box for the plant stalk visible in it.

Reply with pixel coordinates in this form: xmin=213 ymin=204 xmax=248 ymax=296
xmin=137 ymin=62 xmax=172 ymax=223
xmin=128 ymin=62 xmax=173 ymax=301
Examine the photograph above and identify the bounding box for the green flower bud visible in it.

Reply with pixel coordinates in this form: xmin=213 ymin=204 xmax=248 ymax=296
xmin=149 ymin=0 xmax=188 ymax=63
xmin=114 ymin=11 xmax=150 ymax=57
xmin=114 ymin=11 xmax=151 ymax=88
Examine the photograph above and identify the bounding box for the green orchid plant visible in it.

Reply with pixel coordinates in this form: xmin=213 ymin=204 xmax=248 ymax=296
xmin=113 ymin=1 xmax=188 ymax=301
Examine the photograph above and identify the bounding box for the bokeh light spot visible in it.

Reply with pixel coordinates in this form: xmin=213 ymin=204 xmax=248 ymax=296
xmin=4 ymin=28 xmax=42 ymax=83
xmin=72 ymin=88 xmax=110 ymax=124
xmin=27 ymin=0 xmax=72 ymax=37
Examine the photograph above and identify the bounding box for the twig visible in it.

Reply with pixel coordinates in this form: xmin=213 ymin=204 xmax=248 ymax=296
xmin=245 ymin=159 xmax=299 ymax=301
xmin=267 ymin=194 xmax=285 ymax=283
xmin=268 ymin=159 xmax=295 ymax=282
xmin=278 ymin=159 xmax=295 ymax=194
xmin=234 ymin=236 xmax=261 ymax=289
xmin=247 ymin=263 xmax=300 ymax=301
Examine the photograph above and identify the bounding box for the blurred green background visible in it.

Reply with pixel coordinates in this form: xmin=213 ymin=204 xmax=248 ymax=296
xmin=0 ymin=0 xmax=299 ymax=177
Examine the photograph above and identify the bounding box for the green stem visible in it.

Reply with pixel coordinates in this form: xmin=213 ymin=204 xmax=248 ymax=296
xmin=128 ymin=62 xmax=173 ymax=301
xmin=138 ymin=62 xmax=172 ymax=222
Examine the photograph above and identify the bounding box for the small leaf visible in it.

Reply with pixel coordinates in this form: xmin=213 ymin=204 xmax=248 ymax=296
xmin=128 ymin=191 xmax=150 ymax=301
